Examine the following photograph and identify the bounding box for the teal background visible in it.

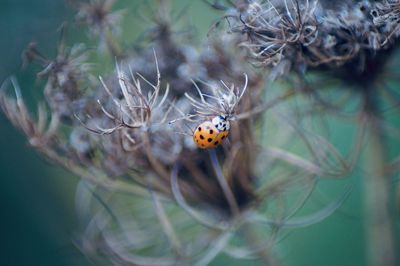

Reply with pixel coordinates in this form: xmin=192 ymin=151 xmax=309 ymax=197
xmin=0 ymin=1 xmax=86 ymax=265
xmin=0 ymin=1 xmax=398 ymax=266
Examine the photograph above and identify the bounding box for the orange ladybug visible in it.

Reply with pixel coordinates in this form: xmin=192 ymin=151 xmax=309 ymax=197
xmin=193 ymin=115 xmax=230 ymax=149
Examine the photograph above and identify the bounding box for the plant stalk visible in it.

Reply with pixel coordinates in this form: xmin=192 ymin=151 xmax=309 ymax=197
xmin=363 ymin=90 xmax=397 ymax=266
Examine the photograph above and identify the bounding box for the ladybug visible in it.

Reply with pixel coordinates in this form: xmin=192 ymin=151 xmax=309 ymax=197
xmin=193 ymin=115 xmax=230 ymax=149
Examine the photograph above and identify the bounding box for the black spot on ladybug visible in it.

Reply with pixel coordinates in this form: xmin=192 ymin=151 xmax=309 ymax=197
xmin=207 ymin=138 xmax=212 ymax=142
xmin=200 ymin=135 xmax=204 ymax=140
xmin=209 ymin=129 xmax=214 ymax=134
xmin=201 ymin=144 xmax=205 ymax=147
xmin=198 ymin=127 xmax=202 ymax=131
xmin=214 ymin=141 xmax=219 ymax=145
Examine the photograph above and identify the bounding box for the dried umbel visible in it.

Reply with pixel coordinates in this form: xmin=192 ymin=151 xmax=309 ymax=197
xmin=69 ymin=0 xmax=125 ymax=55
xmin=0 ymin=1 xmax=359 ymax=265
xmin=225 ymin=0 xmax=400 ymax=79
xmin=23 ymin=39 xmax=93 ymax=122
xmin=184 ymin=74 xmax=248 ymax=121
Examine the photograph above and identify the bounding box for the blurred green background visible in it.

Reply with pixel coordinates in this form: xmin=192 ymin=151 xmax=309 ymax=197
xmin=0 ymin=1 xmax=86 ymax=265
xmin=0 ymin=1 xmax=397 ymax=266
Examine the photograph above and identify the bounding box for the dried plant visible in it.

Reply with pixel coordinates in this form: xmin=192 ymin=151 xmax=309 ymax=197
xmin=72 ymin=0 xmax=125 ymax=56
xmin=22 ymin=36 xmax=93 ymax=122
xmin=2 ymin=0 xmax=399 ymax=266
xmin=225 ymin=0 xmax=400 ymax=77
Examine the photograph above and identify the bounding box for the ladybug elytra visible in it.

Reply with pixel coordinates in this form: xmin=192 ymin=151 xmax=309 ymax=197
xmin=193 ymin=115 xmax=230 ymax=149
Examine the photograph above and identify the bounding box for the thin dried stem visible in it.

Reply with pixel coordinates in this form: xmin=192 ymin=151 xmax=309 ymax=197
xmin=208 ymin=149 xmax=240 ymax=217
xmin=170 ymin=163 xmax=229 ymax=230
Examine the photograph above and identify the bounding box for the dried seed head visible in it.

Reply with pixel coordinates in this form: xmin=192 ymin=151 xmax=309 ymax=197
xmin=228 ymin=0 xmax=400 ymax=78
xmin=74 ymin=0 xmax=124 ymax=55
xmin=23 ymin=41 xmax=93 ymax=122
xmin=75 ymin=0 xmax=123 ymax=36
xmin=0 ymin=77 xmax=59 ymax=149
xmin=183 ymin=74 xmax=248 ymax=121
xmin=78 ymin=53 xmax=171 ymax=135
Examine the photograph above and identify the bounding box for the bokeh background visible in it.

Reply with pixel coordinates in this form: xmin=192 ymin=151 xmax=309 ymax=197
xmin=0 ymin=2 xmax=87 ymax=265
xmin=0 ymin=1 xmax=397 ymax=265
